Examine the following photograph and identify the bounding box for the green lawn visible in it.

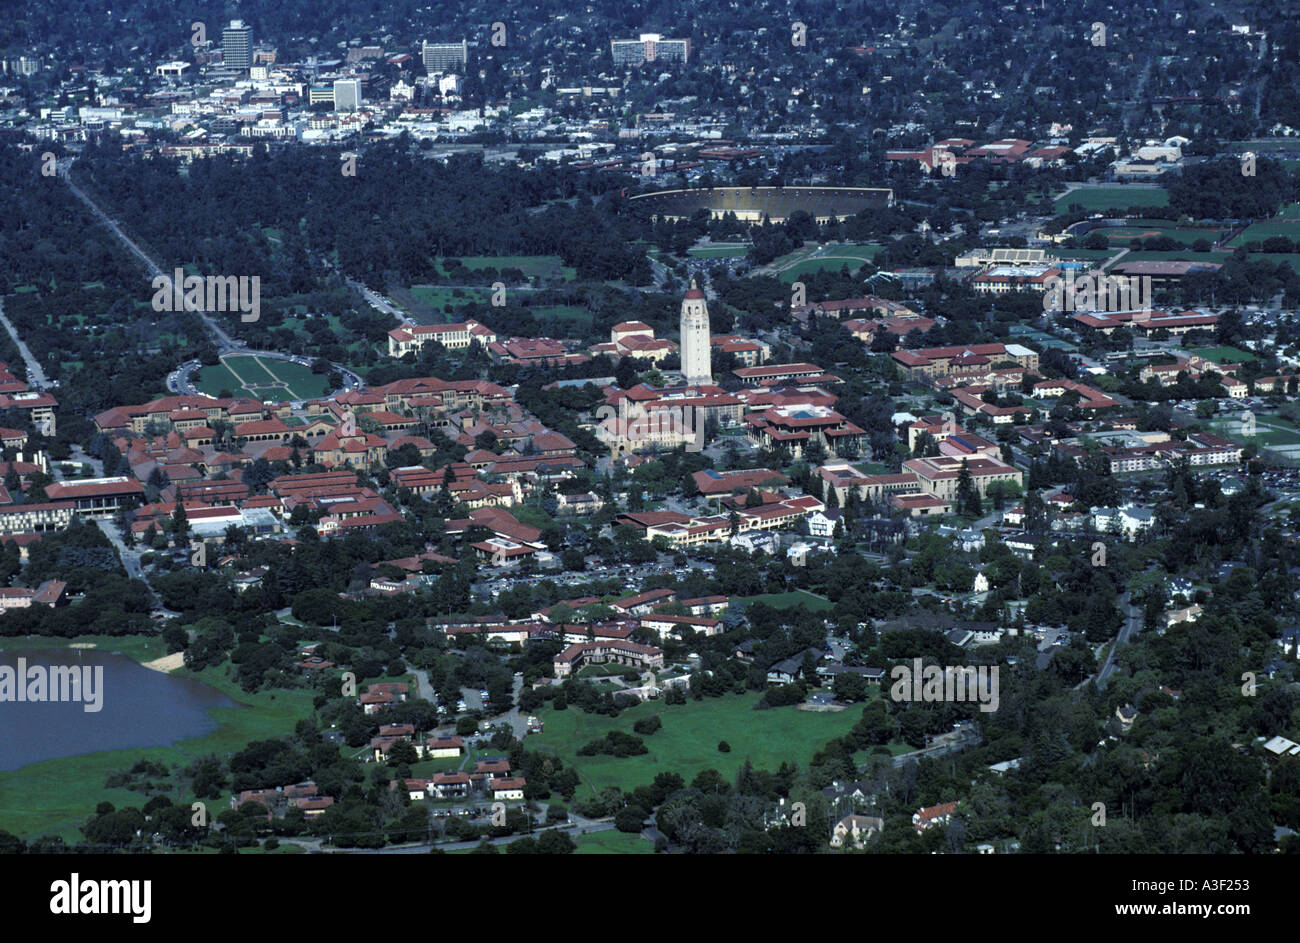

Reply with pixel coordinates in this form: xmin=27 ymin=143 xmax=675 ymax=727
xmin=445 ymin=255 xmax=576 ymax=281
xmin=1104 ymin=249 xmax=1228 ymax=267
xmin=1091 ymin=221 xmax=1225 ymax=246
xmin=1189 ymin=346 xmax=1258 ymax=363
xmin=195 ymin=355 xmax=331 ymax=401
xmin=1053 ymin=186 xmax=1170 ymax=213
xmin=737 ymin=589 xmax=834 ymax=612
xmin=529 ymin=304 xmax=592 ymax=328
xmin=1051 ymin=248 xmax=1121 ymax=261
xmin=573 ymin=829 xmax=654 ymax=854
xmin=775 ymin=244 xmax=886 ymax=282
xmin=0 ymin=634 xmax=168 ymax=662
xmin=1208 ymin=414 xmax=1300 ymax=448
xmin=527 ymin=692 xmax=862 ymax=799
xmin=1225 ymin=218 xmax=1300 ymax=247
xmin=688 ymin=244 xmax=750 ymax=258
xmin=0 ymin=643 xmax=317 ymax=841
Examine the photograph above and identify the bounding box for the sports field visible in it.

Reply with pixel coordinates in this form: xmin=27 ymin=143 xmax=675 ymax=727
xmin=1225 ymin=215 xmax=1300 ymax=247
xmin=773 ymin=244 xmax=886 ymax=282
xmin=1209 ymin=412 xmax=1300 ymax=460
xmin=1189 ymin=346 xmax=1257 ymax=364
xmin=196 ymin=355 xmax=331 ymax=401
xmin=1053 ymin=186 xmax=1170 ymax=214
xmin=526 ymin=692 xmax=862 ymax=798
xmin=737 ymin=589 xmax=835 ymax=612
xmin=688 ymin=244 xmax=751 ymax=258
xmin=1091 ymin=221 xmax=1226 ymax=246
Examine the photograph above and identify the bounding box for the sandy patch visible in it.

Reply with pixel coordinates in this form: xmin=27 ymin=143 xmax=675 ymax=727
xmin=141 ymin=652 xmax=186 ymax=673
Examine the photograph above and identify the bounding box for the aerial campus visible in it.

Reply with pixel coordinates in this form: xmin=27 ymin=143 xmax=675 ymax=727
xmin=0 ymin=0 xmax=1299 ymax=858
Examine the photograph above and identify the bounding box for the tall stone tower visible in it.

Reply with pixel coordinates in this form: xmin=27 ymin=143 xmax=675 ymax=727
xmin=679 ymin=280 xmax=712 ymax=386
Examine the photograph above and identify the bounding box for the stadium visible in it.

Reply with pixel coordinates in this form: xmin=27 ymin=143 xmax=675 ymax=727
xmin=630 ymin=186 xmax=895 ymax=224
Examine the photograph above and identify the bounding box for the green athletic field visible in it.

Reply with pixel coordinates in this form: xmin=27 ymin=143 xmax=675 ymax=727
xmin=688 ymin=244 xmax=751 ymax=258
xmin=196 ymin=355 xmax=331 ymax=401
xmin=1053 ymin=186 xmax=1170 ymax=214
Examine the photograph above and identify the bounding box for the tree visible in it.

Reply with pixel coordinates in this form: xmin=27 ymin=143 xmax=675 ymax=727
xmin=171 ymin=502 xmax=189 ymax=543
xmin=955 ymin=459 xmax=982 ymax=517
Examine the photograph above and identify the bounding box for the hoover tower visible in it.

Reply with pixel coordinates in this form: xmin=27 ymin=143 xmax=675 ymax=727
xmin=679 ymin=280 xmax=712 ymax=386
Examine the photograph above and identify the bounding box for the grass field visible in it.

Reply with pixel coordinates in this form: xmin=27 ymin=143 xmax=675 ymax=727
xmin=737 ymin=590 xmax=834 ymax=612
xmin=445 ymin=255 xmax=576 ymax=281
xmin=688 ymin=244 xmax=750 ymax=258
xmin=1104 ymin=249 xmax=1228 ymax=267
xmin=573 ymin=829 xmax=654 ymax=854
xmin=775 ymin=244 xmax=886 ymax=282
xmin=0 ymin=636 xmax=316 ymax=841
xmin=1229 ymin=252 xmax=1300 ymax=269
xmin=526 ymin=692 xmax=862 ymax=799
xmin=1226 ymin=217 xmax=1300 ymax=246
xmin=196 ymin=355 xmax=331 ymax=401
xmin=1209 ymin=413 xmax=1300 ymax=450
xmin=1190 ymin=346 xmax=1258 ymax=363
xmin=529 ymin=304 xmax=592 ymax=328
xmin=1053 ymin=186 xmax=1170 ymax=214
xmin=1091 ymin=221 xmax=1225 ymax=246
xmin=1052 ymin=248 xmax=1122 ymax=261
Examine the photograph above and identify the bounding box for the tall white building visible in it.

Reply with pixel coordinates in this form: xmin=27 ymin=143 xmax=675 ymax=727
xmin=679 ymin=280 xmax=712 ymax=386
xmin=333 ymin=79 xmax=362 ymax=112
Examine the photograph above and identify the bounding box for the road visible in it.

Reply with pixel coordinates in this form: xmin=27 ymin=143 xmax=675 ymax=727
xmin=888 ymin=725 xmax=982 ymax=768
xmin=0 ymin=297 xmax=51 ymax=390
xmin=1096 ymin=593 xmax=1140 ymax=689
xmin=59 ymin=160 xmax=242 ymax=352
xmin=59 ymin=158 xmax=367 ymax=396
xmin=93 ymin=517 xmax=159 ymax=605
xmin=301 ymin=811 xmax=616 ymax=848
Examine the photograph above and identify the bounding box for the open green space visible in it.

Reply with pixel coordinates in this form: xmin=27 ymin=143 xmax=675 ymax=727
xmin=1092 ymin=221 xmax=1226 ymax=246
xmin=526 ymin=692 xmax=862 ymax=799
xmin=1190 ymin=346 xmax=1258 ymax=363
xmin=736 ymin=589 xmax=834 ymax=612
xmin=1228 ymin=252 xmax=1300 ymax=269
xmin=1208 ymin=413 xmax=1300 ymax=448
xmin=0 ymin=636 xmax=316 ymax=841
xmin=775 ymin=244 xmax=886 ymax=283
xmin=1103 ymin=250 xmax=1229 ymax=267
xmin=1051 ymin=248 xmax=1121 ymax=261
xmin=573 ymin=829 xmax=654 ymax=854
xmin=444 ymin=255 xmax=576 ymax=281
xmin=688 ymin=244 xmax=750 ymax=258
xmin=400 ymin=284 xmax=491 ymax=324
xmin=1225 ymin=217 xmax=1300 ymax=246
xmin=195 ymin=355 xmax=331 ymax=401
xmin=529 ymin=304 xmax=592 ymax=328
xmin=1053 ymin=186 xmax=1170 ymax=214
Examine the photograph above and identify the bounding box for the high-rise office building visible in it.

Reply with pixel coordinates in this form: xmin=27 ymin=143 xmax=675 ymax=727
xmin=333 ymin=79 xmax=362 ymax=112
xmin=422 ymin=40 xmax=468 ymax=73
xmin=222 ymin=20 xmax=253 ymax=71
xmin=611 ymin=34 xmax=690 ymax=67
xmin=679 ymin=281 xmax=712 ymax=386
